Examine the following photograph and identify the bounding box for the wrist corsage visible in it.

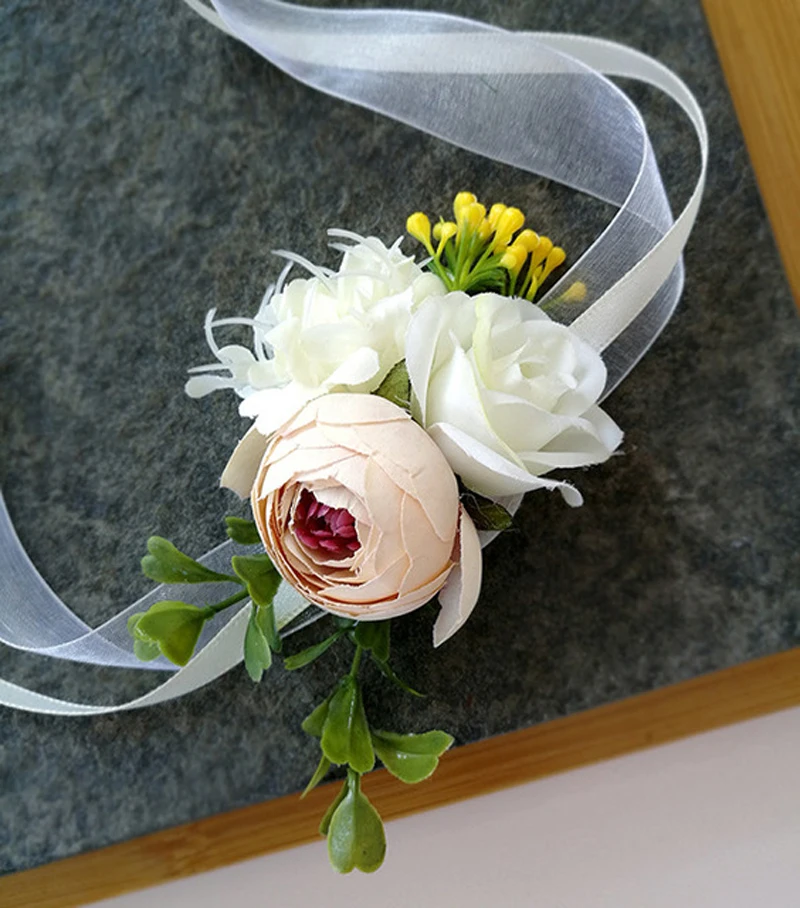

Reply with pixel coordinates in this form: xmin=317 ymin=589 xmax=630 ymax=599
xmin=129 ymin=193 xmax=622 ymax=871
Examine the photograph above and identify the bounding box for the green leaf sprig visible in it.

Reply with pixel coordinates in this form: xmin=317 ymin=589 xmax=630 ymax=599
xmin=293 ymin=619 xmax=453 ymax=873
xmin=129 ymin=518 xmax=282 ymax=671
xmin=132 ymin=518 xmax=454 ymax=875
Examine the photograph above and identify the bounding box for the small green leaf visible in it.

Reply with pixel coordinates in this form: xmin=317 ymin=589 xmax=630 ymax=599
xmin=373 ymin=360 xmax=411 ymax=412
xmin=353 ymin=621 xmax=390 ymax=663
xmin=243 ymin=603 xmax=272 ymax=682
xmin=460 ymin=492 xmax=514 ymax=532
xmin=371 ymin=729 xmax=454 ymax=784
xmin=373 ymin=658 xmax=425 ymax=698
xmin=142 ymin=537 xmax=237 ymax=585
xmin=284 ymin=632 xmax=343 ymax=671
xmin=231 ymin=554 xmax=281 ymax=608
xmin=321 ymin=677 xmax=374 ymax=773
xmin=327 ymin=773 xmax=386 ymax=873
xmin=255 ymin=601 xmax=281 ymax=654
xmin=127 ymin=613 xmax=144 ymax=639
xmin=135 ymin=600 xmax=209 ymax=666
xmin=133 ymin=637 xmax=161 ymax=662
xmin=319 ymin=779 xmax=348 ymax=836
xmin=127 ymin=614 xmax=162 ymax=662
xmin=302 ymin=697 xmax=331 ymax=738
xmin=302 ymin=753 xmax=332 ymax=798
xmin=225 ymin=516 xmax=261 ymax=546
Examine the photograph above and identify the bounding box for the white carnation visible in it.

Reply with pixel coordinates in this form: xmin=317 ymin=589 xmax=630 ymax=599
xmin=186 ymin=230 xmax=443 ymax=435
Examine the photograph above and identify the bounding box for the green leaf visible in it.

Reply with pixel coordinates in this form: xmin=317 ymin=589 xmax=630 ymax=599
xmin=231 ymin=554 xmax=281 ymax=608
xmin=302 ymin=753 xmax=332 ymax=798
xmin=353 ymin=621 xmax=390 ymax=663
xmin=460 ymin=492 xmax=514 ymax=532
xmin=142 ymin=537 xmax=237 ymax=585
xmin=225 ymin=516 xmax=261 ymax=546
xmin=255 ymin=601 xmax=282 ymax=654
xmin=373 ymin=657 xmax=425 ymax=698
xmin=327 ymin=773 xmax=386 ymax=873
xmin=231 ymin=555 xmax=283 ymax=654
xmin=243 ymin=603 xmax=272 ymax=682
xmin=371 ymin=729 xmax=454 ymax=784
xmin=373 ymin=360 xmax=411 ymax=412
xmin=319 ymin=780 xmax=348 ymax=836
xmin=127 ymin=613 xmax=161 ymax=662
xmin=135 ymin=600 xmax=210 ymax=666
xmin=284 ymin=632 xmax=343 ymax=671
xmin=302 ymin=697 xmax=331 ymax=738
xmin=133 ymin=637 xmax=161 ymax=661
xmin=321 ymin=677 xmax=375 ymax=773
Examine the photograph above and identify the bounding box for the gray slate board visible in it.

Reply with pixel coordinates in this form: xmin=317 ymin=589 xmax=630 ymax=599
xmin=1 ymin=0 xmax=799 ymax=875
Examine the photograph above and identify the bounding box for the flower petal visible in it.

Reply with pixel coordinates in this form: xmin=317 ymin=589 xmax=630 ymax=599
xmin=220 ymin=425 xmax=269 ymax=498
xmin=434 ymin=505 xmax=482 ymax=647
xmin=240 ymin=384 xmax=321 ymax=436
xmin=429 ymin=421 xmax=583 ymax=505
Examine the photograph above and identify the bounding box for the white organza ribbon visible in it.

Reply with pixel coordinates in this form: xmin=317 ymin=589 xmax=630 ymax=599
xmin=0 ymin=0 xmax=707 ymax=714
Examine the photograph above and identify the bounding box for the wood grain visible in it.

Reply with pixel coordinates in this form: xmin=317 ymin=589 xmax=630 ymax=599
xmin=4 ymin=647 xmax=800 ymax=908
xmin=703 ymin=0 xmax=800 ymax=307
xmin=3 ymin=3 xmax=799 ymax=905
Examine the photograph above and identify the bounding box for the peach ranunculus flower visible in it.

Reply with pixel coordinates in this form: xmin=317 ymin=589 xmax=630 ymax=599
xmin=221 ymin=394 xmax=482 ymax=646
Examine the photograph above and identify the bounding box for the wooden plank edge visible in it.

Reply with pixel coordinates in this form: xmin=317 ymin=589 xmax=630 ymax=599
xmin=702 ymin=0 xmax=800 ymax=308
xmin=3 ymin=645 xmax=800 ymax=908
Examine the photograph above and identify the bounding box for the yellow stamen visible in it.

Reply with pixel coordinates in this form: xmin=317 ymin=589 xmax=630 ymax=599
xmin=487 ymin=203 xmax=507 ymax=230
xmin=537 ymin=246 xmax=566 ymax=283
xmin=457 ymin=201 xmax=487 ymax=237
xmin=432 ymin=220 xmax=455 ymax=241
xmin=492 ymin=207 xmax=525 ymax=248
xmin=529 ymin=235 xmax=553 ymax=271
xmin=453 ymin=192 xmax=477 ymax=220
xmin=499 ymin=242 xmax=528 ymax=275
xmin=434 ymin=221 xmax=457 ymax=255
xmin=514 ymin=229 xmax=540 ymax=253
xmin=406 ymin=212 xmax=434 ymax=254
xmin=560 ymin=281 xmax=587 ymax=303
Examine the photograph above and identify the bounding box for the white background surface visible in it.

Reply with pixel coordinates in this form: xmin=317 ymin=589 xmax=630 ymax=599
xmin=95 ymin=706 xmax=800 ymax=907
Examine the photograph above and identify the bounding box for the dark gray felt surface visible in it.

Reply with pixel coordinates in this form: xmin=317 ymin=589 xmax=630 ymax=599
xmin=1 ymin=0 xmax=799 ymax=876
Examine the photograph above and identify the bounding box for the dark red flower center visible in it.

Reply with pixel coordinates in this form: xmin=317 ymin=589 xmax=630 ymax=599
xmin=293 ymin=488 xmax=361 ymax=560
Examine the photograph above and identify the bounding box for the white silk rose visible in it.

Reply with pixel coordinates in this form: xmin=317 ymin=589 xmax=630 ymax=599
xmin=188 ymin=233 xmax=444 ymax=436
xmin=221 ymin=394 xmax=482 ymax=647
xmin=405 ymin=292 xmax=623 ymax=503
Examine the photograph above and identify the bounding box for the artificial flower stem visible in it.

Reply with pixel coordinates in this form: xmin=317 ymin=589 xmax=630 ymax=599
xmin=349 ymin=643 xmax=363 ymax=679
xmin=207 ymin=588 xmax=250 ymax=615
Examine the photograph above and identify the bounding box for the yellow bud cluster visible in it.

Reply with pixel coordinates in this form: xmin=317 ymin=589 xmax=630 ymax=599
xmin=404 ymin=191 xmax=567 ymax=299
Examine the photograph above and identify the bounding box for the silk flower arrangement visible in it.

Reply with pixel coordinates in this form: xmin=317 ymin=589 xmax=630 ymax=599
xmin=126 ymin=193 xmax=623 ymax=871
